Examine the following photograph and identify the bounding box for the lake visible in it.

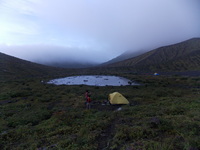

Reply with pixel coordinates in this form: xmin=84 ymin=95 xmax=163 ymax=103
xmin=47 ymin=75 xmax=138 ymax=86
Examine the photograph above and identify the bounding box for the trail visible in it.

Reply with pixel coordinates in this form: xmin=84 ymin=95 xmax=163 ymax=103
xmin=96 ymin=118 xmax=117 ymax=150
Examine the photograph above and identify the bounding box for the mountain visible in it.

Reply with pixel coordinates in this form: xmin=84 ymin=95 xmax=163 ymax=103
xmin=104 ymin=38 xmax=200 ymax=71
xmin=44 ymin=61 xmax=99 ymax=69
xmin=0 ymin=52 xmax=75 ymax=81
xmin=102 ymin=50 xmax=146 ymax=65
xmin=1 ymin=38 xmax=200 ymax=80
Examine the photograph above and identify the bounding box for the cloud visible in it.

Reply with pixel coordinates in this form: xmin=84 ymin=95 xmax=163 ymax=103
xmin=34 ymin=0 xmax=200 ymax=50
xmin=0 ymin=0 xmax=41 ymax=45
xmin=0 ymin=0 xmax=200 ymax=64
xmin=0 ymin=0 xmax=39 ymax=15
xmin=0 ymin=44 xmax=114 ymax=63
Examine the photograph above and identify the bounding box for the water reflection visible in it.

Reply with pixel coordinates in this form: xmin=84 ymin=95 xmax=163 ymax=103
xmin=47 ymin=75 xmax=138 ymax=86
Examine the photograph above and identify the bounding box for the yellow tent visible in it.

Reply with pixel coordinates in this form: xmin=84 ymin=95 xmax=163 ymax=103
xmin=108 ymin=92 xmax=129 ymax=104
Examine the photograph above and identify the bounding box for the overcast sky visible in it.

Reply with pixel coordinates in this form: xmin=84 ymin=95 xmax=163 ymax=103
xmin=0 ymin=0 xmax=200 ymax=64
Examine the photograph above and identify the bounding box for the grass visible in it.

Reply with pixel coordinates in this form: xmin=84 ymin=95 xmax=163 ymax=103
xmin=0 ymin=74 xmax=200 ymax=150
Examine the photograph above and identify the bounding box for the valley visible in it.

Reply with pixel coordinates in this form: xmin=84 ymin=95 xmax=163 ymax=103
xmin=0 ymin=38 xmax=200 ymax=149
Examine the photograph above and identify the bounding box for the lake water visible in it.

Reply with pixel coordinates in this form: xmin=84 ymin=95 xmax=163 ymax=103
xmin=47 ymin=75 xmax=138 ymax=86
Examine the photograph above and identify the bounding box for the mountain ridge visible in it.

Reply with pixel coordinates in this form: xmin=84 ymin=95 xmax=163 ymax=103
xmin=104 ymin=38 xmax=200 ymax=71
xmin=102 ymin=49 xmax=146 ymax=65
xmin=0 ymin=52 xmax=74 ymax=80
xmin=1 ymin=37 xmax=200 ymax=80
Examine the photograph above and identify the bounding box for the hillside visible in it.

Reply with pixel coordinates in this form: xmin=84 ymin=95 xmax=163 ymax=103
xmin=102 ymin=50 xmax=146 ymax=65
xmin=1 ymin=38 xmax=200 ymax=81
xmin=1 ymin=48 xmax=200 ymax=149
xmin=0 ymin=52 xmax=75 ymax=81
xmin=105 ymin=38 xmax=200 ymax=71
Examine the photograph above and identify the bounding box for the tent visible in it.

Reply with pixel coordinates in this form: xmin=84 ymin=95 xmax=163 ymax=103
xmin=154 ymin=72 xmax=159 ymax=76
xmin=108 ymin=92 xmax=129 ymax=104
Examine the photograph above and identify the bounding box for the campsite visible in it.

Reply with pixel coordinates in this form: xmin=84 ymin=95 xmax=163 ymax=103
xmin=1 ymin=0 xmax=200 ymax=149
xmin=1 ymin=72 xmax=200 ymax=150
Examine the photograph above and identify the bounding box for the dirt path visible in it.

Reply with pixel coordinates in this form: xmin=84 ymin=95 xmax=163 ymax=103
xmin=96 ymin=118 xmax=117 ymax=150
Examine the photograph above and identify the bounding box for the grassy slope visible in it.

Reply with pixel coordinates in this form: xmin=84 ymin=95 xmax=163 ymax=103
xmin=0 ymin=52 xmax=78 ymax=81
xmin=0 ymin=74 xmax=200 ymax=150
xmin=106 ymin=38 xmax=200 ymax=71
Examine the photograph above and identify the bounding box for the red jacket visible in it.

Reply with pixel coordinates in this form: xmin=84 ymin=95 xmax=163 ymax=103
xmin=87 ymin=97 xmax=91 ymax=103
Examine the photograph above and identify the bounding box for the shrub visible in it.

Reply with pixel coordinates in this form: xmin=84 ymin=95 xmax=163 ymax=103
xmin=7 ymin=108 xmax=51 ymax=127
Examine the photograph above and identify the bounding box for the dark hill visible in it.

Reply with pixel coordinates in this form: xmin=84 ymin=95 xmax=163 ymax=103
xmin=105 ymin=38 xmax=200 ymax=71
xmin=0 ymin=52 xmax=75 ymax=81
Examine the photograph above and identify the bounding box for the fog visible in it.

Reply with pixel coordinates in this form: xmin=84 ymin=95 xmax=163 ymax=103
xmin=0 ymin=0 xmax=200 ymax=66
xmin=0 ymin=44 xmax=113 ymax=64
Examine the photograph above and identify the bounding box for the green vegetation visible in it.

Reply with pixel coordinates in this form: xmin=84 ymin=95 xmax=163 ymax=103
xmin=0 ymin=74 xmax=200 ymax=150
xmin=106 ymin=38 xmax=200 ymax=72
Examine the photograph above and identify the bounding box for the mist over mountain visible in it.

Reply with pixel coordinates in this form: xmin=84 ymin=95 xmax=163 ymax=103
xmin=0 ymin=45 xmax=106 ymax=68
xmin=102 ymin=49 xmax=147 ymax=65
xmin=104 ymin=38 xmax=200 ymax=71
xmin=1 ymin=0 xmax=200 ymax=66
xmin=0 ymin=52 xmax=74 ymax=80
xmin=1 ymin=38 xmax=200 ymax=78
xmin=1 ymin=1 xmax=200 ymax=149
xmin=44 ymin=61 xmax=99 ymax=68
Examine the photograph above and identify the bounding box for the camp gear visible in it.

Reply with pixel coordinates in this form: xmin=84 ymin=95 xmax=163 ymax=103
xmin=108 ymin=92 xmax=129 ymax=104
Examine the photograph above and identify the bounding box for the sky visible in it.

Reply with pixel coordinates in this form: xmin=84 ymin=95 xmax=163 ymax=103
xmin=0 ymin=0 xmax=200 ymax=65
